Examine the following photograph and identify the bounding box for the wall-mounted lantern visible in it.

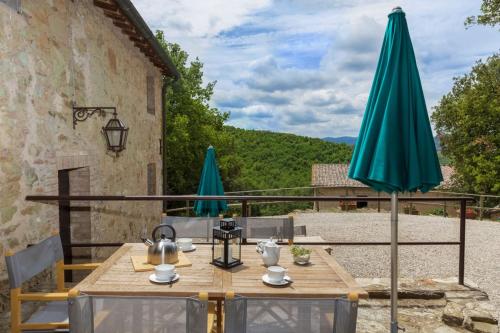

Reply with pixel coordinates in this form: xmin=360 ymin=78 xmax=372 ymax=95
xmin=73 ymin=105 xmax=129 ymax=153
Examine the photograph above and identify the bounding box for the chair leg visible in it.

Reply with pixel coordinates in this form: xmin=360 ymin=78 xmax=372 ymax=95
xmin=11 ymin=288 xmax=21 ymax=333
xmin=216 ymin=300 xmax=222 ymax=333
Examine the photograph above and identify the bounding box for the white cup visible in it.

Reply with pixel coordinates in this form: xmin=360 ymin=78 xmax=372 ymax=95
xmin=267 ymin=266 xmax=287 ymax=283
xmin=155 ymin=264 xmax=175 ymax=281
xmin=177 ymin=238 xmax=193 ymax=250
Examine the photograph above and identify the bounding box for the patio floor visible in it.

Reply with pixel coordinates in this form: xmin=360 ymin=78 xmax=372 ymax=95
xmin=292 ymin=211 xmax=500 ymax=327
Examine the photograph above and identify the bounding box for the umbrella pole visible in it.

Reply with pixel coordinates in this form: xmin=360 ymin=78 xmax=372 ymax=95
xmin=391 ymin=191 xmax=399 ymax=332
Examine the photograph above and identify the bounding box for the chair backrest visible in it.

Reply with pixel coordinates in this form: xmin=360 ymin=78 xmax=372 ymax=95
xmin=293 ymin=225 xmax=307 ymax=236
xmin=5 ymin=234 xmax=64 ymax=289
xmin=69 ymin=294 xmax=208 ymax=333
xmin=160 ymin=216 xmax=219 ymax=241
xmin=235 ymin=217 xmax=294 ymax=242
xmin=224 ymin=296 xmax=358 ymax=333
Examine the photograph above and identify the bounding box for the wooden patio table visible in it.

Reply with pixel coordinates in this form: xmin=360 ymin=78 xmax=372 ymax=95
xmin=75 ymin=243 xmax=367 ymax=331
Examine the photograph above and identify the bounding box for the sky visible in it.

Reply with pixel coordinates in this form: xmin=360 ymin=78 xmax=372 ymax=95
xmin=133 ymin=0 xmax=498 ymax=138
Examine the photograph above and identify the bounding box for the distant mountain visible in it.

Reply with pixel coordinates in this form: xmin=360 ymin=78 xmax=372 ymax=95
xmin=322 ymin=135 xmax=442 ymax=150
xmin=322 ymin=136 xmax=357 ymax=145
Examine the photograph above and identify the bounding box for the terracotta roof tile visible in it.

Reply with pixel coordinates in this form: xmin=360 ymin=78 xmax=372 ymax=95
xmin=311 ymin=164 xmax=455 ymax=189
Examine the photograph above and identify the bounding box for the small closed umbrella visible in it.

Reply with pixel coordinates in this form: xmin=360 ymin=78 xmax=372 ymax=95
xmin=348 ymin=7 xmax=443 ymax=332
xmin=194 ymin=146 xmax=228 ymax=217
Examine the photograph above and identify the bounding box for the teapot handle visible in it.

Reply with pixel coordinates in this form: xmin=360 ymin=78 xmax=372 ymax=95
xmin=152 ymin=224 xmax=176 ymax=242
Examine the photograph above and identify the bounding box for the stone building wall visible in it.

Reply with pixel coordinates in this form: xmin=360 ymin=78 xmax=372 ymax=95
xmin=0 ymin=0 xmax=164 ymax=329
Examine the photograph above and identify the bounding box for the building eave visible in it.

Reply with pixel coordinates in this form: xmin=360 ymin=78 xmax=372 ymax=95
xmin=93 ymin=0 xmax=179 ymax=79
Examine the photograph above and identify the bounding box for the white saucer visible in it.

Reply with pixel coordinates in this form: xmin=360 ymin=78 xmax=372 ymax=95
xmin=149 ymin=273 xmax=180 ymax=284
xmin=262 ymin=274 xmax=292 ymax=286
xmin=180 ymin=245 xmax=197 ymax=252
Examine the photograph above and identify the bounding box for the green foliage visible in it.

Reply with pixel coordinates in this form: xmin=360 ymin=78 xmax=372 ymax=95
xmin=156 ymin=31 xmax=242 ymax=196
xmin=431 ymin=54 xmax=500 ymax=195
xmin=226 ymin=126 xmax=353 ymax=191
xmin=465 ymin=0 xmax=500 ymax=28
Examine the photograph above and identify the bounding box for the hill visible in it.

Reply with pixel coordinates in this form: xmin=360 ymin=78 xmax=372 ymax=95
xmin=226 ymin=126 xmax=353 ymax=191
xmin=322 ymin=136 xmax=357 ymax=145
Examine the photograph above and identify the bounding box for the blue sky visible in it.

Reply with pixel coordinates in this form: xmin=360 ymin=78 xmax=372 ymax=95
xmin=133 ymin=0 xmax=498 ymax=138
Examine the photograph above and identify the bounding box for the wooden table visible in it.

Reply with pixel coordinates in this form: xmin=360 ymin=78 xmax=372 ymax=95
xmin=76 ymin=243 xmax=366 ymax=299
xmin=76 ymin=244 xmax=367 ymax=331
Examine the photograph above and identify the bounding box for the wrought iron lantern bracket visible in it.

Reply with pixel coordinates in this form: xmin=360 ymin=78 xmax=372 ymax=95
xmin=72 ymin=106 xmax=117 ymax=129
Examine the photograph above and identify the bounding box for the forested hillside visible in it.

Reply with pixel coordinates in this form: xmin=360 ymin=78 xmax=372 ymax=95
xmin=226 ymin=126 xmax=353 ymax=191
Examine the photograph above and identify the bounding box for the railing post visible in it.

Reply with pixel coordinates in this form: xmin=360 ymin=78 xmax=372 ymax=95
xmin=458 ymin=199 xmax=466 ymax=285
xmin=58 ymin=171 xmax=73 ymax=282
xmin=313 ymin=187 xmax=319 ymax=212
xmin=241 ymin=200 xmax=248 ymax=217
xmin=479 ymin=195 xmax=484 ymax=220
xmin=185 ymin=200 xmax=190 ymax=216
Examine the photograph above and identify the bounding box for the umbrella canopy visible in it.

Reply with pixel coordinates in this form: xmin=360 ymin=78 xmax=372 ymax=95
xmin=194 ymin=146 xmax=228 ymax=217
xmin=348 ymin=8 xmax=443 ymax=332
xmin=348 ymin=8 xmax=443 ymax=193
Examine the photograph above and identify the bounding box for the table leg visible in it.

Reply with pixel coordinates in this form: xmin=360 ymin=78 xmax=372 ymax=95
xmin=217 ymin=299 xmax=222 ymax=333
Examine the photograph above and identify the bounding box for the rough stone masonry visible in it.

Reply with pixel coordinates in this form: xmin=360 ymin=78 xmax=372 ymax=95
xmin=0 ymin=0 xmax=168 ymax=330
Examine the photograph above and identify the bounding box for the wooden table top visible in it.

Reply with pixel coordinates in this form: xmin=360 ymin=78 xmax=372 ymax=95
xmin=76 ymin=244 xmax=367 ymax=300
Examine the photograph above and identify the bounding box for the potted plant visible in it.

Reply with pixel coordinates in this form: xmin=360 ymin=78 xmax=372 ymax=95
xmin=290 ymin=245 xmax=312 ymax=265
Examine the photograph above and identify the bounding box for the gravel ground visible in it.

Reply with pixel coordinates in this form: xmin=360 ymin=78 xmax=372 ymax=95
xmin=293 ymin=211 xmax=500 ymax=309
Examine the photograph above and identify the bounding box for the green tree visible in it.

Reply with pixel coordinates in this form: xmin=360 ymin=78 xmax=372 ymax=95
xmin=465 ymin=0 xmax=500 ymax=28
xmin=431 ymin=54 xmax=500 ymax=195
xmin=156 ymin=31 xmax=241 ymax=196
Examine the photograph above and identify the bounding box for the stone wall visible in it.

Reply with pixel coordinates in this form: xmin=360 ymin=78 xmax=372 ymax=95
xmin=315 ymin=187 xmax=461 ymax=216
xmin=0 ymin=0 xmax=164 ymax=329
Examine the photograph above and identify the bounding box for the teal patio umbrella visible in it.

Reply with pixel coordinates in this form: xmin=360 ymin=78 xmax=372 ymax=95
xmin=194 ymin=146 xmax=228 ymax=217
xmin=348 ymin=7 xmax=443 ymax=332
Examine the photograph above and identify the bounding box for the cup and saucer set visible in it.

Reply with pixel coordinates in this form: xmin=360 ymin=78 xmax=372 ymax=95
xmin=177 ymin=238 xmax=196 ymax=252
xmin=149 ymin=264 xmax=180 ymax=284
xmin=262 ymin=266 xmax=292 ymax=286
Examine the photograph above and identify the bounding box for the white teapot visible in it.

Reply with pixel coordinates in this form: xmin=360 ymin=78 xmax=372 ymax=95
xmin=256 ymin=238 xmax=281 ymax=267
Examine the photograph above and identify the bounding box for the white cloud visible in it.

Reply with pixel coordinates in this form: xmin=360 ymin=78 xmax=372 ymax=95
xmin=132 ymin=0 xmax=498 ymax=138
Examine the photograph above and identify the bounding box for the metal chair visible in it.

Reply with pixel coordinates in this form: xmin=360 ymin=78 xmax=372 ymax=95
xmin=4 ymin=233 xmax=100 ymax=333
xmin=68 ymin=290 xmax=215 ymax=333
xmin=160 ymin=216 xmax=220 ymax=242
xmin=224 ymin=292 xmax=359 ymax=333
xmin=293 ymin=225 xmax=307 ymax=237
xmin=235 ymin=216 xmax=294 ymax=243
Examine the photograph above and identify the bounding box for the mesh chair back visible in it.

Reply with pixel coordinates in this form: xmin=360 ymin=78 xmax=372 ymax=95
xmin=224 ymin=296 xmax=358 ymax=333
xmin=235 ymin=217 xmax=294 ymax=242
xmin=294 ymin=225 xmax=307 ymax=236
xmin=160 ymin=216 xmax=219 ymax=242
xmin=5 ymin=234 xmax=64 ymax=289
xmin=69 ymin=295 xmax=208 ymax=333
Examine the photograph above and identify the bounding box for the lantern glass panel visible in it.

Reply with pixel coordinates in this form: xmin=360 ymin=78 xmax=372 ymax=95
xmin=102 ymin=117 xmax=128 ymax=152
xmin=230 ymin=238 xmax=241 ymax=263
xmin=214 ymin=239 xmax=224 ymax=263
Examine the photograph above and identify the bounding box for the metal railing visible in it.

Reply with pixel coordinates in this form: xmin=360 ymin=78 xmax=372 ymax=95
xmin=26 ymin=194 xmax=474 ymax=285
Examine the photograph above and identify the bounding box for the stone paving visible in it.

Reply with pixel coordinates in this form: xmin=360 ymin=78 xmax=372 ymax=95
xmin=355 ymin=278 xmax=498 ymax=333
xmin=293 ymin=211 xmax=500 ymax=312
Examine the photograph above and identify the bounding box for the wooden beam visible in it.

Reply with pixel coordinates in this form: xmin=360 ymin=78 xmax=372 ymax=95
xmin=129 ymin=35 xmax=146 ymax=43
xmin=93 ymin=0 xmax=118 ymax=12
xmin=104 ymin=9 xmax=126 ymax=21
xmin=113 ymin=20 xmax=135 ymax=29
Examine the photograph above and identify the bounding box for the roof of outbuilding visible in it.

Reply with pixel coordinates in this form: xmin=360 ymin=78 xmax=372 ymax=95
xmin=311 ymin=164 xmax=455 ymax=189
xmin=94 ymin=0 xmax=179 ymax=79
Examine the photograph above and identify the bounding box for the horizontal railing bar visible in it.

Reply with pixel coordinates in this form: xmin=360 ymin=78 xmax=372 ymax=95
xmin=25 ymin=195 xmax=474 ymax=202
xmin=64 ymin=241 xmax=460 ymax=247
xmin=68 ymin=242 xmax=124 ymax=247
xmin=291 ymin=241 xmax=460 ymax=246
